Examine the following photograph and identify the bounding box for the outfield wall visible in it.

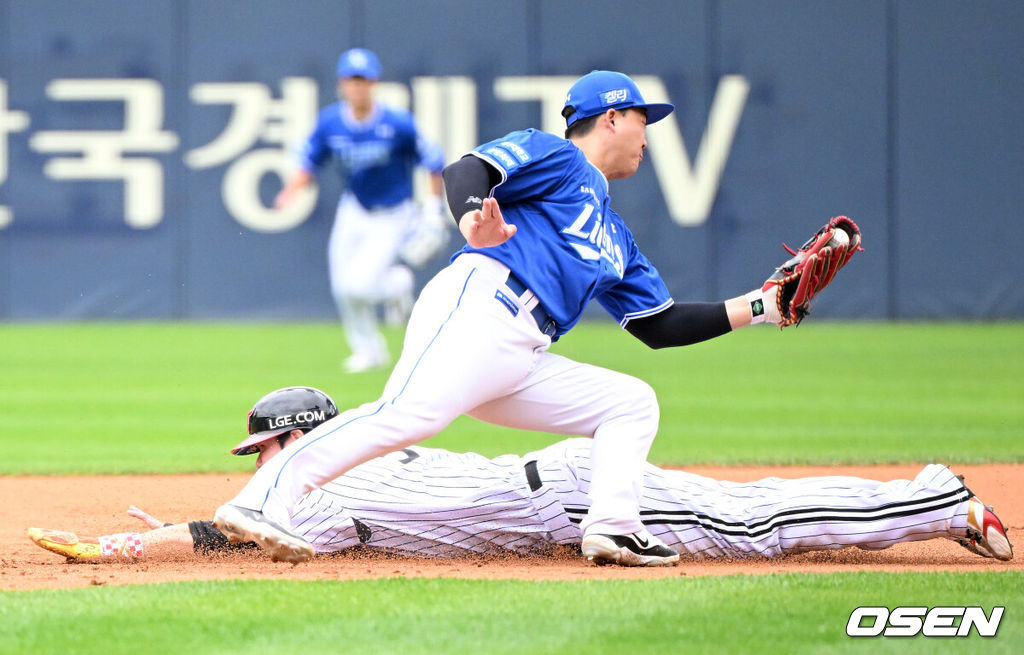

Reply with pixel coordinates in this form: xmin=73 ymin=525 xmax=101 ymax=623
xmin=1 ymin=1 xmax=1021 ymax=320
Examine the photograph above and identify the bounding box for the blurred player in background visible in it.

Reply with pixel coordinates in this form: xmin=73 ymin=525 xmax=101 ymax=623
xmin=275 ymin=48 xmax=448 ymax=373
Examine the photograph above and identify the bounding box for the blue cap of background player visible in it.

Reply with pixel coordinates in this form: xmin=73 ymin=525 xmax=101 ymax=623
xmin=562 ymin=70 xmax=674 ymax=127
xmin=336 ymin=48 xmax=381 ymax=80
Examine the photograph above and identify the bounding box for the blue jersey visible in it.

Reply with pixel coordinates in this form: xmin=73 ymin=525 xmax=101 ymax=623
xmin=299 ymin=102 xmax=444 ymax=210
xmin=455 ymin=129 xmax=672 ymax=339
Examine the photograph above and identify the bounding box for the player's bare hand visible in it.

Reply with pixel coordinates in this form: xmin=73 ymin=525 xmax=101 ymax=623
xmin=127 ymin=505 xmax=167 ymax=530
xmin=460 ymin=197 xmax=517 ymax=248
xmin=274 ymin=170 xmax=314 ymax=210
xmin=274 ymin=186 xmax=298 ymax=211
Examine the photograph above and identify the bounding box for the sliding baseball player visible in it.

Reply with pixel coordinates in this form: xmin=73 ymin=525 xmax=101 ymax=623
xmin=30 ymin=387 xmax=1013 ymax=565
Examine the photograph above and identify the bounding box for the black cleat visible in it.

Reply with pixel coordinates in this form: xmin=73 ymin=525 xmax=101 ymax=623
xmin=581 ymin=530 xmax=680 ymax=567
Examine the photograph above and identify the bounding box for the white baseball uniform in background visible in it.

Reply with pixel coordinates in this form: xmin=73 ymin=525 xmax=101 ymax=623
xmin=287 ymin=438 xmax=973 ymax=558
xmin=328 ymin=194 xmax=418 ymax=364
xmin=298 ymin=99 xmax=445 ymax=372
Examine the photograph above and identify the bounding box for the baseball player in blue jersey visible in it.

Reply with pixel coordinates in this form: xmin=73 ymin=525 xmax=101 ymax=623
xmin=30 ymin=387 xmax=1013 ymax=564
xmin=275 ymin=48 xmax=447 ymax=373
xmin=213 ymin=70 xmax=794 ymax=567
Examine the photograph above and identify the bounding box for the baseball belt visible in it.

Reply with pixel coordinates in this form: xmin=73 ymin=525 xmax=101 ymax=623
xmin=505 ymin=272 xmax=558 ymax=337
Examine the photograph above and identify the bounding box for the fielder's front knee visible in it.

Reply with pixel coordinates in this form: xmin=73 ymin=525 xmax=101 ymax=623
xmin=624 ymin=377 xmax=658 ymax=409
xmin=613 ymin=377 xmax=660 ymax=431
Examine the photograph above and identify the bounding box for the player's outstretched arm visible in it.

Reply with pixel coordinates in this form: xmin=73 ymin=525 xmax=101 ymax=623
xmin=632 ymin=217 xmax=863 ymax=347
xmin=28 ymin=504 xmax=267 ymax=562
xmin=625 ymin=291 xmax=785 ymax=349
xmin=27 ymin=523 xmax=195 ymax=562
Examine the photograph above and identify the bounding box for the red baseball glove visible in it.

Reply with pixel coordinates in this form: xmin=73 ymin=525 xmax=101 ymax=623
xmin=763 ymin=216 xmax=863 ymax=327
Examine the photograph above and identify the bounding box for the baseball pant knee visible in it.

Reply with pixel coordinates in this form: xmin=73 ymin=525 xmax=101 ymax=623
xmin=604 ymin=376 xmax=660 ymax=435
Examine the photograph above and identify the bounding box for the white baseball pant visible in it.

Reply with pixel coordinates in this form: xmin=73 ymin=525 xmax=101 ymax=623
xmin=231 ymin=252 xmax=660 ymax=537
xmin=328 ymin=193 xmax=416 ymax=362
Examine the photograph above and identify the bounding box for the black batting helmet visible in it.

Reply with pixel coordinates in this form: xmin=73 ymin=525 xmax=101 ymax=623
xmin=231 ymin=386 xmax=339 ymax=456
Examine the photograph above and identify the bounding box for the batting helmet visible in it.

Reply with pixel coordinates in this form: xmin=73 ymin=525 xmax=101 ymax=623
xmin=231 ymin=386 xmax=339 ymax=456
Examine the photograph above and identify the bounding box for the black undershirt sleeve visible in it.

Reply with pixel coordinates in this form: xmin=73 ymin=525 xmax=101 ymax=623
xmin=442 ymin=154 xmax=732 ymax=348
xmin=624 ymin=302 xmax=732 ymax=349
xmin=441 ymin=155 xmax=503 ymax=225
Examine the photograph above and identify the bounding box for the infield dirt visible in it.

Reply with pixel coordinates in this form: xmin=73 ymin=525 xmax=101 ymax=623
xmin=3 ymin=464 xmax=1020 ymax=590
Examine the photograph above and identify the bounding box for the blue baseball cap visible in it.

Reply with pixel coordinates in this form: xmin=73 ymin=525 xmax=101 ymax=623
xmin=336 ymin=48 xmax=381 ymax=80
xmin=562 ymin=70 xmax=674 ymax=127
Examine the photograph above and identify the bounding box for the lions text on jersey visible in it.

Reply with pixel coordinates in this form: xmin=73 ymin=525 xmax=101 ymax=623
xmin=459 ymin=129 xmax=671 ymax=338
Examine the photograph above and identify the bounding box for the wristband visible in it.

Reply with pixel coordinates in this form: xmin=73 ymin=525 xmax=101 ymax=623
xmin=744 ymin=289 xmax=767 ymax=325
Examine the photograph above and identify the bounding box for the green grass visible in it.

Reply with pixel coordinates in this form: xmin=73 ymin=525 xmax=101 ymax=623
xmin=1 ymin=573 xmax=1021 ymax=654
xmin=0 ymin=321 xmax=1021 ymax=473
xmin=2 ymin=322 xmax=1021 ymax=652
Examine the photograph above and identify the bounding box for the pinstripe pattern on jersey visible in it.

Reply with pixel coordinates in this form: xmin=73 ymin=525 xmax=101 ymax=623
xmin=268 ymin=437 xmax=967 ymax=560
xmin=565 ymin=454 xmax=962 ymax=556
xmin=560 ymin=487 xmax=968 ymax=536
xmin=289 ymin=447 xmax=560 ymax=557
xmin=259 ymin=268 xmax=479 ymax=513
xmin=547 ymin=447 xmax=968 ymax=558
